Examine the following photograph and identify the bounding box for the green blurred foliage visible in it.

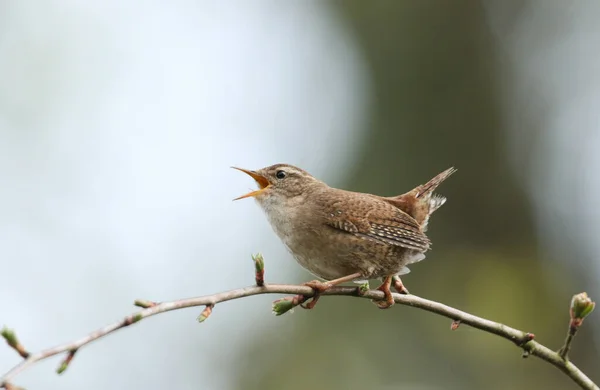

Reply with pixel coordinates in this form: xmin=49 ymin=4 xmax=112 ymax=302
xmin=232 ymin=1 xmax=599 ymax=389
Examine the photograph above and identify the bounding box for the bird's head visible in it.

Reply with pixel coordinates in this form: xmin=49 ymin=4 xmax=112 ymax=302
xmin=232 ymin=163 xmax=322 ymax=203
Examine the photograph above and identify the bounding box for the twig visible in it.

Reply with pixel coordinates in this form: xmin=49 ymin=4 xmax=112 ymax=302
xmin=56 ymin=349 xmax=77 ymax=374
xmin=196 ymin=304 xmax=214 ymax=323
xmin=0 ymin=286 xmax=597 ymax=389
xmin=559 ymin=325 xmax=578 ymax=361
xmin=252 ymin=254 xmax=265 ymax=287
xmin=0 ymin=256 xmax=597 ymax=390
xmin=0 ymin=329 xmax=28 ymax=359
xmin=559 ymin=292 xmax=596 ymax=360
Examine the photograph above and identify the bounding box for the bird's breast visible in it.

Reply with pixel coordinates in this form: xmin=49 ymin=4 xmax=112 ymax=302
xmin=257 ymin=194 xmax=306 ymax=247
xmin=257 ymin=195 xmax=342 ymax=277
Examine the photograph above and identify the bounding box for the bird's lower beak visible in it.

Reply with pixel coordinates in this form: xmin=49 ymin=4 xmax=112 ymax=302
xmin=231 ymin=167 xmax=271 ymax=200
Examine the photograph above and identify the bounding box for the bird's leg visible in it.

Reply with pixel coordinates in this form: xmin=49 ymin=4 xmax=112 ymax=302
xmin=392 ymin=275 xmax=410 ymax=295
xmin=301 ymin=272 xmax=363 ymax=309
xmin=373 ymin=275 xmax=395 ymax=309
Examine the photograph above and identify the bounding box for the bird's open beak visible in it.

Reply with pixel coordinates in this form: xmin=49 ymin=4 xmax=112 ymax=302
xmin=231 ymin=167 xmax=271 ymax=200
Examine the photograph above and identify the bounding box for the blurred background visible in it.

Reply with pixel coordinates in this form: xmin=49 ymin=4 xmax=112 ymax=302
xmin=1 ymin=1 xmax=599 ymax=389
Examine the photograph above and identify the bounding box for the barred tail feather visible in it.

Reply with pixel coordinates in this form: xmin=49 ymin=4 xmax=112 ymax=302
xmin=416 ymin=167 xmax=457 ymax=199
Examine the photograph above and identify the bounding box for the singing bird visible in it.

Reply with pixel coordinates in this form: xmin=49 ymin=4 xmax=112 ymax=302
xmin=233 ymin=164 xmax=455 ymax=309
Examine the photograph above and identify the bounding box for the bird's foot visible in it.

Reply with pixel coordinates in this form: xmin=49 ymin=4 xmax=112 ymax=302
xmin=300 ymin=280 xmax=332 ymax=310
xmin=303 ymin=279 xmax=333 ymax=293
xmin=392 ymin=275 xmax=410 ymax=295
xmin=372 ymin=276 xmax=395 ymax=309
xmin=300 ymin=273 xmax=364 ymax=310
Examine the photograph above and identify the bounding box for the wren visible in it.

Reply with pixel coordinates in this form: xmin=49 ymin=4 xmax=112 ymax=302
xmin=233 ymin=164 xmax=455 ymax=309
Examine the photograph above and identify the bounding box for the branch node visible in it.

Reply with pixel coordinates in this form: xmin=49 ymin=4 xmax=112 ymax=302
xmin=525 ymin=333 xmax=535 ymax=341
xmin=197 ymin=304 xmax=214 ymax=323
xmin=252 ymin=253 xmax=265 ymax=287
xmin=56 ymin=349 xmax=77 ymax=375
xmin=570 ymin=292 xmax=595 ymax=327
xmin=272 ymin=295 xmax=305 ymax=316
xmin=2 ymin=382 xmax=25 ymax=390
xmin=356 ymin=282 xmax=370 ymax=296
xmin=516 ymin=332 xmax=535 ymax=348
xmin=559 ymin=292 xmax=595 ymax=360
xmin=134 ymin=299 xmax=158 ymax=308
xmin=450 ymin=320 xmax=461 ymax=330
xmin=1 ymin=327 xmax=29 ymax=359
xmin=124 ymin=313 xmax=144 ymax=326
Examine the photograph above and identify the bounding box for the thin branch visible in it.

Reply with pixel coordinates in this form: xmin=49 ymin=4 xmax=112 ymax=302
xmin=0 ymin=329 xmax=28 ymax=360
xmin=559 ymin=325 xmax=578 ymax=360
xmin=252 ymin=253 xmax=265 ymax=287
xmin=559 ymin=292 xmax=596 ymax=361
xmin=0 ymin=285 xmax=597 ymax=390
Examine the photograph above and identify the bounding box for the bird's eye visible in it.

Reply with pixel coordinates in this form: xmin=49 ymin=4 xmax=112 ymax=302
xmin=275 ymin=170 xmax=286 ymax=179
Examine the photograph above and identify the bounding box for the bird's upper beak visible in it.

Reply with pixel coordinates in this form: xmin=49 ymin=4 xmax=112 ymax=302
xmin=231 ymin=167 xmax=271 ymax=200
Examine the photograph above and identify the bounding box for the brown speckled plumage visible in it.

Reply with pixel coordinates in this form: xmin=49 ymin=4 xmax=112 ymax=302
xmin=233 ymin=163 xmax=455 ymax=309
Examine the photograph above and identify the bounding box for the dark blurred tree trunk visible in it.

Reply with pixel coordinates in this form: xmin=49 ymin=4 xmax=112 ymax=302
xmin=339 ymin=0 xmax=533 ymax=248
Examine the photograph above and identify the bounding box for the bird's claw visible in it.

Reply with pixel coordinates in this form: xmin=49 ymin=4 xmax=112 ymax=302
xmin=303 ymin=279 xmax=333 ymax=293
xmin=300 ymin=280 xmax=332 ymax=310
xmin=300 ymin=297 xmax=319 ymax=310
xmin=373 ymin=286 xmax=395 ymax=309
xmin=371 ymin=276 xmax=395 ymax=309
xmin=374 ymin=299 xmax=394 ymax=309
xmin=392 ymin=276 xmax=410 ymax=295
